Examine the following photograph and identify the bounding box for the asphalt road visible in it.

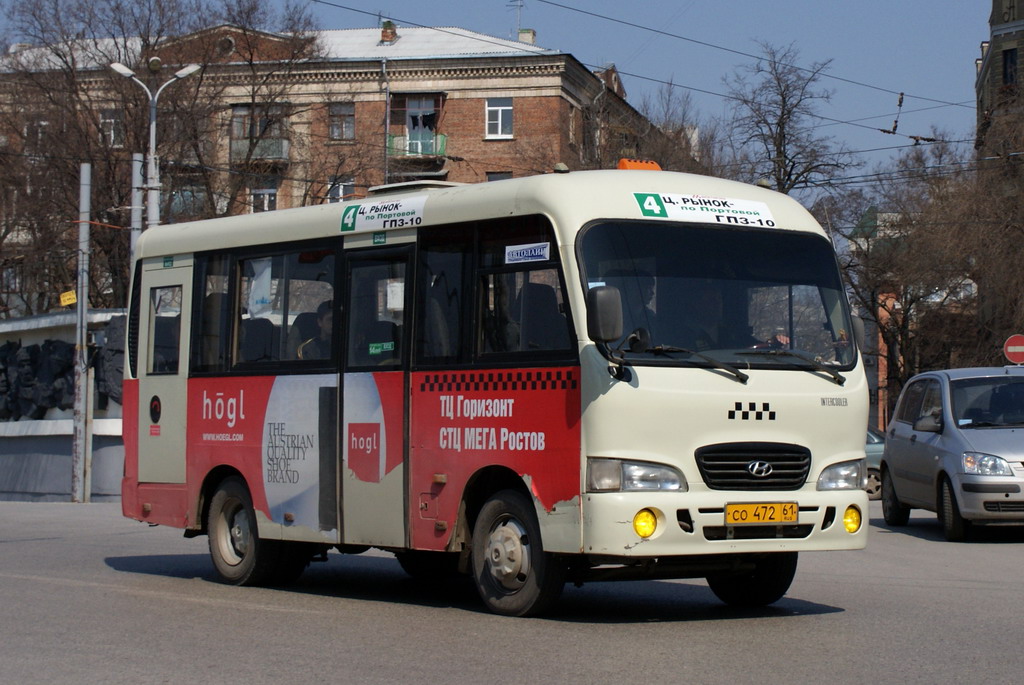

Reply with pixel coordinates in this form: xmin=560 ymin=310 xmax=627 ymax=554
xmin=2 ymin=500 xmax=1022 ymax=684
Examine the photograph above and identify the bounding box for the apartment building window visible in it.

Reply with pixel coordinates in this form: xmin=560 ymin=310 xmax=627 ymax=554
xmin=389 ymin=94 xmax=444 ymax=155
xmin=327 ymin=177 xmax=355 ymax=202
xmin=328 ymin=102 xmax=355 ymax=141
xmin=100 ymin=109 xmax=125 ymax=148
xmin=231 ymin=105 xmax=284 ymax=140
xmin=1004 ymin=48 xmax=1018 ymax=86
xmin=23 ymin=117 xmax=49 ymax=154
xmin=251 ymin=176 xmax=279 ymax=213
xmin=486 ymin=98 xmax=513 ymax=139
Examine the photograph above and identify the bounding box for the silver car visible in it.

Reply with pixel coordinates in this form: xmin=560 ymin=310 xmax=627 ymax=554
xmin=881 ymin=366 xmax=1024 ymax=541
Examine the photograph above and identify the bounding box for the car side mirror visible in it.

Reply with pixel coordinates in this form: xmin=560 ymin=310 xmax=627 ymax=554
xmin=913 ymin=414 xmax=943 ymax=433
xmin=586 ymin=286 xmax=623 ymax=343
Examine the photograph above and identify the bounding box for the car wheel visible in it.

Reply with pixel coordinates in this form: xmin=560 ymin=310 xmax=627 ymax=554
xmin=706 ymin=552 xmax=798 ymax=607
xmin=471 ymin=489 xmax=565 ymax=617
xmin=881 ymin=469 xmax=910 ymax=526
xmin=940 ymin=477 xmax=971 ymax=542
xmin=865 ymin=468 xmax=881 ymax=500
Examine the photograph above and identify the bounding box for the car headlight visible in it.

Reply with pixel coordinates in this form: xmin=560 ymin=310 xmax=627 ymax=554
xmin=817 ymin=459 xmax=866 ymax=491
xmin=963 ymin=452 xmax=1013 ymax=476
xmin=587 ymin=458 xmax=686 ymax=492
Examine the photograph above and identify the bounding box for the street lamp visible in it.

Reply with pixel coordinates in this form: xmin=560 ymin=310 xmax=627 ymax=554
xmin=109 ymin=60 xmax=201 ymax=235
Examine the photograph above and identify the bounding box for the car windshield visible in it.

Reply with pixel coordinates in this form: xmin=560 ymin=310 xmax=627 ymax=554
xmin=951 ymin=376 xmax=1024 ymax=427
xmin=578 ymin=220 xmax=856 ymax=370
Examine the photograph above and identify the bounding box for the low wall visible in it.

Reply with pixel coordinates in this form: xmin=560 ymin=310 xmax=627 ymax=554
xmin=0 ymin=419 xmax=123 ymax=501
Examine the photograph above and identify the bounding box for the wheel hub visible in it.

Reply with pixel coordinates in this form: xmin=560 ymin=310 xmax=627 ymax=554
xmin=227 ymin=506 xmax=249 ymax=560
xmin=485 ymin=519 xmax=530 ymax=591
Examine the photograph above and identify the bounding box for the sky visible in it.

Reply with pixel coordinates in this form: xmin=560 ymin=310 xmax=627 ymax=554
xmin=298 ymin=0 xmax=989 ymax=176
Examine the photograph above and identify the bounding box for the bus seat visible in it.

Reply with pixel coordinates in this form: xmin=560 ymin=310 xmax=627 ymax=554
xmin=240 ymin=317 xmax=275 ymax=362
xmin=517 ymin=282 xmax=569 ymax=351
xmin=286 ymin=311 xmax=319 ymax=359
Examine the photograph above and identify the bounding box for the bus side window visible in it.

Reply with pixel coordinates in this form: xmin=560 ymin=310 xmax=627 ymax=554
xmin=480 ymin=269 xmax=571 ymax=354
xmin=416 ymin=229 xmax=469 ymax=365
xmin=348 ymin=261 xmax=405 ymax=367
xmin=194 ymin=254 xmax=231 ymax=373
xmin=149 ymin=285 xmax=182 ymax=375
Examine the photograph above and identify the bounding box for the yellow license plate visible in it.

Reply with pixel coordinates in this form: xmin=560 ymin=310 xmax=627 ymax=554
xmin=725 ymin=502 xmax=798 ymax=525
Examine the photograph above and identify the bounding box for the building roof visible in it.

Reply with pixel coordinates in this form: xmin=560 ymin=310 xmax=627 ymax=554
xmin=3 ymin=25 xmax=558 ymax=73
xmin=318 ymin=26 xmax=557 ymax=61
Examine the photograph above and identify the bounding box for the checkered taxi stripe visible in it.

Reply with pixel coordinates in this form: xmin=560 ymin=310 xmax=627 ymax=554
xmin=728 ymin=402 xmax=776 ymax=420
xmin=419 ymin=369 xmax=578 ymax=392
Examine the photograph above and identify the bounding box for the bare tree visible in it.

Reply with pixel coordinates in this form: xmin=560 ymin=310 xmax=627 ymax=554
xmin=816 ymin=134 xmax=976 ymax=411
xmin=0 ymin=0 xmax=352 ymax=316
xmin=724 ymin=42 xmax=857 ymax=194
xmin=637 ymin=79 xmax=718 ymax=175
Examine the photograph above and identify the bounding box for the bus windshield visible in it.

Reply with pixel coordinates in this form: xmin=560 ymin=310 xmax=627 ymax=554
xmin=579 ymin=220 xmax=856 ymax=369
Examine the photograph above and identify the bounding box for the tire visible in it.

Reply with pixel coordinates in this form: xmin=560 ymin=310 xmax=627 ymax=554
xmin=395 ymin=550 xmax=461 ymax=580
xmin=207 ymin=477 xmax=309 ymax=586
xmin=940 ymin=477 xmax=971 ymax=542
xmin=706 ymin=552 xmax=798 ymax=607
xmin=865 ymin=469 xmax=881 ymax=501
xmin=881 ymin=469 xmax=910 ymax=526
xmin=471 ymin=489 xmax=565 ymax=617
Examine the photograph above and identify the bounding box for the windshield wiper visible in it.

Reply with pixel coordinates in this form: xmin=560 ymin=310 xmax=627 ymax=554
xmin=737 ymin=349 xmax=846 ymax=385
xmin=645 ymin=345 xmax=749 ymax=384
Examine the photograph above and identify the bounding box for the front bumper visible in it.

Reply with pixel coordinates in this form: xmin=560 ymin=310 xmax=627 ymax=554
xmin=581 ymin=488 xmax=868 ymax=558
xmin=955 ymin=474 xmax=1024 ymax=521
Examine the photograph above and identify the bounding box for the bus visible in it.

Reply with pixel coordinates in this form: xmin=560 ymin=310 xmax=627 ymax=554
xmin=122 ymin=165 xmax=868 ymax=616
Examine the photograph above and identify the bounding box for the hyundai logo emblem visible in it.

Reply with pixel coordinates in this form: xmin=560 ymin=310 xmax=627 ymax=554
xmin=747 ymin=460 xmax=773 ymax=477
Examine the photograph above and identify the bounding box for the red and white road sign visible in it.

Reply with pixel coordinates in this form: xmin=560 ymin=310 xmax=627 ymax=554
xmin=1004 ymin=334 xmax=1024 ymax=364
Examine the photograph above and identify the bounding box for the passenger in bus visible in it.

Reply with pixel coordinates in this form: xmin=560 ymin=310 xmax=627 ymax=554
xmin=297 ymin=300 xmax=333 ymax=360
xmin=679 ymin=282 xmax=788 ymax=351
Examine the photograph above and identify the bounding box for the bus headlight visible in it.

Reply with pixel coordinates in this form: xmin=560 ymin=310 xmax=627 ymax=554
xmin=817 ymin=459 xmax=866 ymax=491
xmin=587 ymin=459 xmax=686 ymax=492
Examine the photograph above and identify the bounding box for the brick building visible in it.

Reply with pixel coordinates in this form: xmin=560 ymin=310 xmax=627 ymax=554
xmin=976 ymin=0 xmax=1024 ymax=148
xmin=0 ymin=20 xmax=661 ymax=316
xmin=145 ymin=22 xmax=657 ymax=214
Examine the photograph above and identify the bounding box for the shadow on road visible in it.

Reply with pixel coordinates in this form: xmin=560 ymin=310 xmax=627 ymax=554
xmin=871 ymin=515 xmax=1024 ymax=544
xmin=105 ymin=550 xmax=844 ymax=623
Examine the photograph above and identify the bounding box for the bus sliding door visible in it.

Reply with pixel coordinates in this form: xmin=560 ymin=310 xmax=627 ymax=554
xmin=340 ymin=247 xmax=411 ymax=547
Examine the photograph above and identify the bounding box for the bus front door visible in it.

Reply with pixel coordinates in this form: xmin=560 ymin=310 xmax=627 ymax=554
xmin=339 ymin=248 xmax=411 ymax=548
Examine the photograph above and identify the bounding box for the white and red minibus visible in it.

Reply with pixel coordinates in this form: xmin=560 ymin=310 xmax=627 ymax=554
xmin=122 ymin=166 xmax=868 ymax=616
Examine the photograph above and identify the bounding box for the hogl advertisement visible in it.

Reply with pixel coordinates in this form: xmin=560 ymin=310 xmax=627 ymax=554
xmin=187 ymin=375 xmax=338 ymax=540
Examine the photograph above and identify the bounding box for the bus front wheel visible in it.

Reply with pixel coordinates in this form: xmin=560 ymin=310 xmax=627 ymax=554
xmin=706 ymin=552 xmax=798 ymax=606
xmin=471 ymin=490 xmax=565 ymax=617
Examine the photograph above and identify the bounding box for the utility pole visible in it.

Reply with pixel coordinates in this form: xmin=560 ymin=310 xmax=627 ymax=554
xmin=71 ymin=163 xmax=91 ymax=503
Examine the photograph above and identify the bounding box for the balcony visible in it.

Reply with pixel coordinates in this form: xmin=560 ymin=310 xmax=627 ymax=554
xmin=387 ymin=133 xmax=447 ymax=157
xmin=230 ymin=138 xmax=290 ymax=164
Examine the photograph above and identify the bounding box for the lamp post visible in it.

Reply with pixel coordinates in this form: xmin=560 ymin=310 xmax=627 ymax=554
xmin=109 ymin=60 xmax=201 ymax=236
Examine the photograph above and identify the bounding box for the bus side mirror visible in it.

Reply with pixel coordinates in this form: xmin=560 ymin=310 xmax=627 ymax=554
xmin=587 ymin=286 xmax=623 ymax=343
xmin=851 ymin=314 xmax=866 ymax=352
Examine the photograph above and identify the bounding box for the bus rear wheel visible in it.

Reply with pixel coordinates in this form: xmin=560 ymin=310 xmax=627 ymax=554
xmin=207 ymin=477 xmax=306 ymax=586
xmin=706 ymin=552 xmax=798 ymax=607
xmin=471 ymin=490 xmax=565 ymax=617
